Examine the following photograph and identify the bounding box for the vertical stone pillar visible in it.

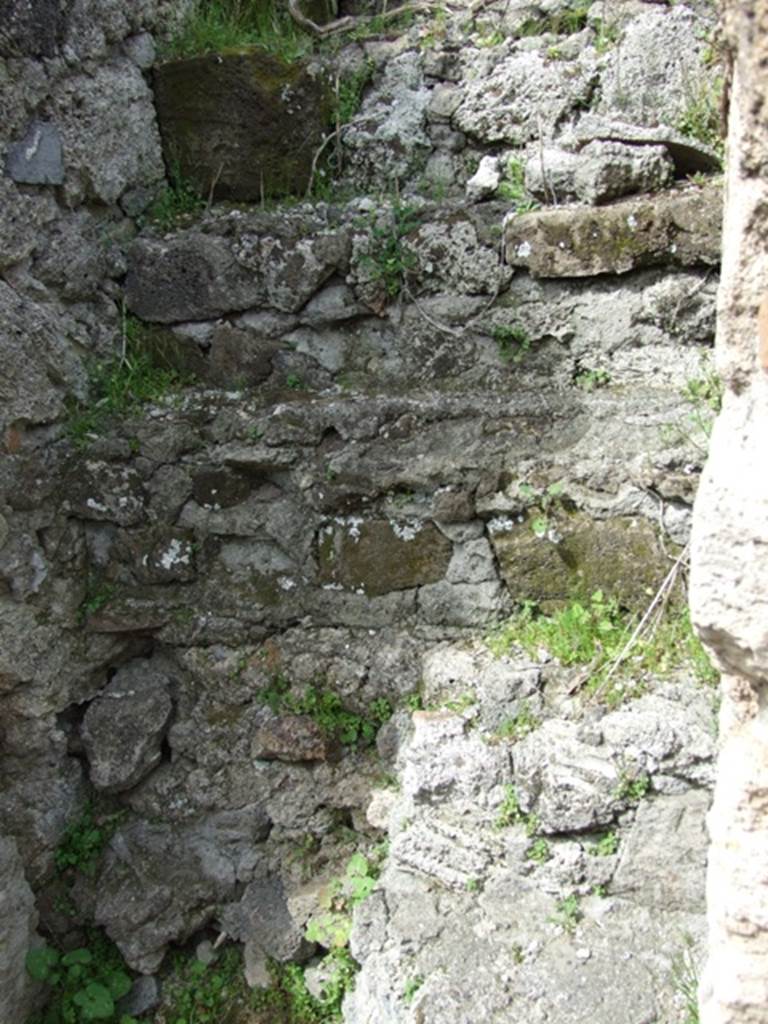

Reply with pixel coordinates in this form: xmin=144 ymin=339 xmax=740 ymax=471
xmin=690 ymin=3 xmax=768 ymax=1022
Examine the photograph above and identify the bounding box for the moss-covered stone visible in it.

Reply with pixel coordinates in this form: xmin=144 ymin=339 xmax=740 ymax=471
xmin=504 ymin=182 xmax=722 ymax=277
xmin=317 ymin=518 xmax=453 ymax=596
xmin=153 ymin=51 xmax=332 ymax=201
xmin=490 ymin=513 xmax=677 ymax=612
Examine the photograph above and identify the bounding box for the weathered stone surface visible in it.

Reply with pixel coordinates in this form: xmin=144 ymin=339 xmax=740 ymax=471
xmin=525 ymin=140 xmax=674 ymax=206
xmin=401 ymin=712 xmax=511 ymax=809
xmin=62 ymin=460 xmax=146 ymax=527
xmin=82 ymin=661 xmax=173 ymax=792
xmin=51 ymin=59 xmax=164 ymax=205
xmin=454 ymin=49 xmax=596 ymax=145
xmin=489 ymin=512 xmax=673 ymax=612
xmin=513 ymin=719 xmax=621 ymax=833
xmin=612 ymin=789 xmax=709 ymax=912
xmin=251 ymin=715 xmax=329 ymax=763
xmin=4 ymin=121 xmax=63 ymax=184
xmin=570 ymin=115 xmax=722 ymax=176
xmin=116 ymin=975 xmax=161 ymax=1019
xmin=219 ymin=877 xmax=313 ymax=963
xmin=0 ymin=835 xmax=41 ymax=1023
xmin=153 ymin=52 xmax=331 ymax=201
xmin=0 ymin=0 xmax=64 ymax=56
xmin=346 ymin=673 xmax=711 ymax=1024
xmin=689 ymin=4 xmax=768 ymax=1021
xmin=317 ymin=518 xmax=453 ymax=596
xmin=0 ymin=281 xmax=88 ymax=433
xmin=95 ymin=807 xmax=271 ymax=972
xmin=207 ymin=324 xmax=276 ymax=387
xmin=339 ymin=51 xmax=431 ymax=189
xmin=126 ymin=218 xmax=350 ymax=322
xmin=505 ymin=183 xmax=722 ymax=277
xmin=0 ymin=178 xmax=59 ymax=270
xmin=596 ymin=6 xmax=713 ymax=127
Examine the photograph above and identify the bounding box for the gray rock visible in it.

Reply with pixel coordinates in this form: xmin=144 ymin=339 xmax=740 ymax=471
xmin=0 ymin=0 xmax=64 ymax=56
xmin=96 ymin=807 xmax=271 ymax=972
xmin=117 ymin=975 xmax=161 ymax=1018
xmin=219 ymin=876 xmax=313 ymax=963
xmin=126 ymin=217 xmax=350 ymax=322
xmin=51 ymin=59 xmax=164 ymax=205
xmin=612 ymin=789 xmax=709 ymax=912
xmin=4 ymin=121 xmax=64 ymax=185
xmin=597 ymin=6 xmax=715 ymax=128
xmin=0 ymin=178 xmax=59 ymax=270
xmin=340 ymin=51 xmax=431 ymax=189
xmin=251 ymin=716 xmax=330 ymax=763
xmin=525 ymin=140 xmax=674 ymax=206
xmin=82 ymin=661 xmax=173 ymax=793
xmin=466 ymin=155 xmax=501 ymax=202
xmin=570 ymin=115 xmax=722 ymax=176
xmin=0 ymin=280 xmax=88 ymax=434
xmin=454 ymin=49 xmax=596 ymax=145
xmin=513 ymin=719 xmax=621 ymax=833
xmin=0 ymin=835 xmax=41 ymax=1023
xmin=122 ymin=31 xmax=155 ymax=69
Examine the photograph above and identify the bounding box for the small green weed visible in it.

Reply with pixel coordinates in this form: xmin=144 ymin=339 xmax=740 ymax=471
xmin=403 ymin=975 xmax=424 ymax=1005
xmin=476 ymin=28 xmax=505 ymax=47
xmin=673 ymin=364 xmax=724 ymax=452
xmin=286 ymin=374 xmax=303 ymax=390
xmin=677 ymin=76 xmax=724 ymax=157
xmin=362 ymin=203 xmax=420 ymax=299
xmin=550 ymin=893 xmax=582 ymax=933
xmin=518 ymin=480 xmax=564 ymax=538
xmin=162 ymin=946 xmax=246 ymax=1024
xmin=335 ymin=61 xmax=375 ymax=125
xmin=672 ymin=935 xmax=701 ymax=1024
xmin=487 ymin=594 xmax=717 ymax=706
xmin=614 ymin=768 xmax=650 ymax=803
xmin=26 ymin=933 xmax=136 ymax=1024
xmin=55 ymin=804 xmax=126 ymax=877
xmin=252 ymin=949 xmax=357 ymax=1024
xmin=495 ymin=785 xmax=539 ymax=835
xmin=496 ymin=700 xmax=540 ymax=742
xmin=519 ymin=3 xmax=590 ymax=37
xmin=526 ymin=837 xmax=551 ymax=863
xmin=592 ymin=18 xmax=621 ymax=54
xmin=160 ymin=0 xmax=311 ymax=61
xmin=305 ymin=850 xmax=383 ymax=950
xmin=79 ymin=577 xmax=116 ymax=624
xmin=497 ymin=157 xmax=539 ymax=211
xmin=260 ymin=676 xmax=392 ymax=748
xmin=491 ymin=323 xmax=532 ymax=363
xmin=575 ymin=367 xmax=611 ymax=391
xmin=142 ymin=163 xmax=204 ymax=231
xmin=67 ymin=315 xmax=193 ymax=447
xmin=443 ymin=691 xmax=477 ymax=713
xmin=590 ymin=830 xmax=619 ymax=857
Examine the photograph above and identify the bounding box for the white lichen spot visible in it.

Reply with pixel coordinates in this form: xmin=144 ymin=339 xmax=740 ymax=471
xmin=627 ymin=213 xmax=638 ymax=231
xmin=335 ymin=516 xmax=364 ymax=541
xmin=278 ymin=576 xmax=296 ymax=591
xmin=159 ymin=539 xmax=191 ymax=571
xmin=85 ymin=497 xmax=108 ymax=514
xmin=488 ymin=516 xmax=516 ymax=534
xmin=322 ymin=582 xmax=344 ymax=591
xmin=516 ymin=241 xmax=532 ymax=259
xmin=390 ymin=519 xmax=423 ymax=542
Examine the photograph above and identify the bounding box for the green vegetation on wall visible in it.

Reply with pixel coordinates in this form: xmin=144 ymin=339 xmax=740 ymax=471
xmin=66 ymin=314 xmax=195 ymax=447
xmin=160 ymin=0 xmax=312 ymax=62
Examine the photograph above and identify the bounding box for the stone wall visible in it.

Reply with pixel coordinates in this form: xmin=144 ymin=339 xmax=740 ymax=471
xmin=0 ymin=0 xmax=726 ymax=1020
xmin=689 ymin=2 xmax=768 ymax=1021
